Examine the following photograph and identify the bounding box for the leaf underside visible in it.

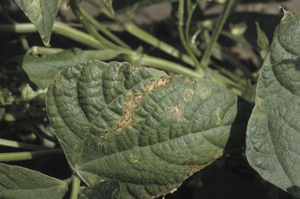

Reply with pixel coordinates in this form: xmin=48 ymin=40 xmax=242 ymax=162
xmin=47 ymin=61 xmax=251 ymax=198
xmin=246 ymin=11 xmax=300 ymax=198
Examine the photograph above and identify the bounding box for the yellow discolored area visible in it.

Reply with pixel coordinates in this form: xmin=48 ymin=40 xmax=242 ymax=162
xmin=215 ymin=107 xmax=222 ymax=126
xmin=183 ymin=89 xmax=194 ymax=101
xmin=166 ymin=104 xmax=182 ymax=122
xmin=197 ymin=84 xmax=212 ymax=100
xmin=129 ymin=154 xmax=140 ymax=163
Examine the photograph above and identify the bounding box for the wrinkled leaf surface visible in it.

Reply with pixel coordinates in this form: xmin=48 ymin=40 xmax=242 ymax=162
xmin=47 ymin=61 xmax=251 ymax=198
xmin=246 ymin=11 xmax=300 ymax=198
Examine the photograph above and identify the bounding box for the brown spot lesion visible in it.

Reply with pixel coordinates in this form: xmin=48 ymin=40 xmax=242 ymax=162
xmin=182 ymin=76 xmax=197 ymax=84
xmin=166 ymin=104 xmax=182 ymax=122
xmin=112 ymin=93 xmax=144 ymax=134
xmin=183 ymin=89 xmax=194 ymax=101
xmin=107 ymin=76 xmax=173 ymax=135
xmin=197 ymin=84 xmax=212 ymax=100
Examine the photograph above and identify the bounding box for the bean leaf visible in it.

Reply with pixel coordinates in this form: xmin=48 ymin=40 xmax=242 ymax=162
xmin=246 ymin=11 xmax=300 ymax=198
xmin=0 ymin=163 xmax=68 ymax=199
xmin=47 ymin=61 xmax=251 ymax=198
xmin=14 ymin=0 xmax=61 ymax=46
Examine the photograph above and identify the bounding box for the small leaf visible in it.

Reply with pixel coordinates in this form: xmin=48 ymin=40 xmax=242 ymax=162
xmin=246 ymin=11 xmax=300 ymax=198
xmin=9 ymin=48 xmax=87 ymax=89
xmin=255 ymin=22 xmax=269 ymax=58
xmin=0 ymin=163 xmax=68 ymax=199
xmin=14 ymin=0 xmax=61 ymax=47
xmin=47 ymin=61 xmax=252 ymax=198
xmin=103 ymin=0 xmax=114 ymax=15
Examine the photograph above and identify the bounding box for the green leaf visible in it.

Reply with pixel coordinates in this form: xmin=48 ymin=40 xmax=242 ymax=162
xmin=79 ymin=180 xmax=120 ymax=199
xmin=11 ymin=48 xmax=87 ymax=89
xmin=246 ymin=11 xmax=300 ymax=198
xmin=103 ymin=0 xmax=114 ymax=15
xmin=0 ymin=163 xmax=68 ymax=199
xmin=47 ymin=61 xmax=251 ymax=198
xmin=255 ymin=22 xmax=269 ymax=58
xmin=14 ymin=0 xmax=61 ymax=47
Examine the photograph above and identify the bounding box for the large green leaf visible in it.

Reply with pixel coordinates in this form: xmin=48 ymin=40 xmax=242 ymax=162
xmin=47 ymin=61 xmax=251 ymax=198
xmin=0 ymin=163 xmax=68 ymax=199
xmin=246 ymin=11 xmax=300 ymax=198
xmin=14 ymin=0 xmax=61 ymax=47
xmin=13 ymin=48 xmax=87 ymax=89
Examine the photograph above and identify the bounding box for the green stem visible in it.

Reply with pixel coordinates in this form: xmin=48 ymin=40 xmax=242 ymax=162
xmin=0 ymin=138 xmax=51 ymax=150
xmin=80 ymin=9 xmax=131 ymax=49
xmin=185 ymin=3 xmax=200 ymax=57
xmin=0 ymin=149 xmax=63 ymax=162
xmin=53 ymin=22 xmax=103 ymax=49
xmin=26 ymin=110 xmax=58 ymax=144
xmin=124 ymin=23 xmax=194 ymax=66
xmin=20 ymin=35 xmax=29 ymax=50
xmin=70 ymin=174 xmax=81 ymax=199
xmin=70 ymin=0 xmax=122 ymax=50
xmin=177 ymin=0 xmax=201 ymax=71
xmin=200 ymin=0 xmax=235 ymax=68
xmin=29 ymin=46 xmax=64 ymax=55
xmin=211 ymin=61 xmax=246 ymax=85
xmin=137 ymin=55 xmax=204 ymax=78
xmin=0 ymin=23 xmax=103 ymax=49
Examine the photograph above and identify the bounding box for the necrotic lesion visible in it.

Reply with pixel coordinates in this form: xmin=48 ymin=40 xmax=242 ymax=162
xmin=107 ymin=76 xmax=173 ymax=135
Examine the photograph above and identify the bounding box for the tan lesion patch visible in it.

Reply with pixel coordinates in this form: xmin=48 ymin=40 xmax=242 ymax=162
xmin=107 ymin=76 xmax=173 ymax=135
xmin=197 ymin=83 xmax=212 ymax=100
xmin=183 ymin=89 xmax=194 ymax=101
xmin=215 ymin=107 xmax=222 ymax=126
xmin=182 ymin=76 xmax=197 ymax=84
xmin=166 ymin=104 xmax=182 ymax=122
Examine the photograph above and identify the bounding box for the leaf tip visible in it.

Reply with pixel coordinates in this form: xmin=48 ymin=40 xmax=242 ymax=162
xmin=42 ymin=37 xmax=51 ymax=47
xmin=278 ymin=6 xmax=291 ymax=21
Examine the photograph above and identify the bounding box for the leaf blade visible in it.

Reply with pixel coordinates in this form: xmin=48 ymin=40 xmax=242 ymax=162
xmin=10 ymin=48 xmax=87 ymax=89
xmin=0 ymin=163 xmax=68 ymax=199
xmin=14 ymin=0 xmax=61 ymax=46
xmin=47 ymin=61 xmax=251 ymax=198
xmin=246 ymin=11 xmax=300 ymax=198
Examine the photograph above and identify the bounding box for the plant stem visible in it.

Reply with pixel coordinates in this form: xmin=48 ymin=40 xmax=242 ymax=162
xmin=70 ymin=174 xmax=81 ymax=199
xmin=0 ymin=23 xmax=103 ymax=49
xmin=26 ymin=110 xmax=58 ymax=144
xmin=0 ymin=149 xmax=63 ymax=162
xmin=137 ymin=55 xmax=204 ymax=78
xmin=200 ymin=0 xmax=235 ymax=68
xmin=29 ymin=46 xmax=64 ymax=55
xmin=80 ymin=9 xmax=131 ymax=49
xmin=70 ymin=0 xmax=122 ymax=50
xmin=0 ymin=138 xmax=51 ymax=150
xmin=53 ymin=22 xmax=103 ymax=49
xmin=123 ymin=23 xmax=195 ymax=66
xmin=178 ymin=0 xmax=201 ymax=71
xmin=185 ymin=3 xmax=201 ymax=57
